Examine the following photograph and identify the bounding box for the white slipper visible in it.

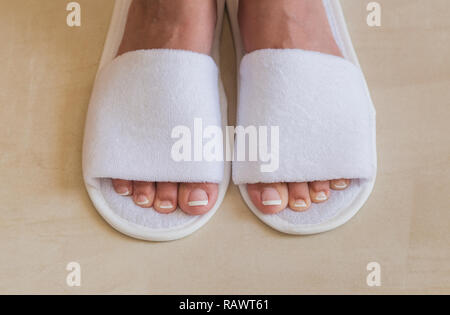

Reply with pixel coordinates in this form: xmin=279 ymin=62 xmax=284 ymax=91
xmin=83 ymin=0 xmax=230 ymax=242
xmin=227 ymin=0 xmax=377 ymax=235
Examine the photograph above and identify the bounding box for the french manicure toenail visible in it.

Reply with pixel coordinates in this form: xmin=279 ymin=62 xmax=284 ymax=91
xmin=159 ymin=201 xmax=174 ymax=209
xmin=136 ymin=195 xmax=150 ymax=205
xmin=334 ymin=181 xmax=348 ymax=189
xmin=118 ymin=189 xmax=130 ymax=196
xmin=188 ymin=189 xmax=208 ymax=207
xmin=294 ymin=200 xmax=307 ymax=208
xmin=262 ymin=188 xmax=282 ymax=206
xmin=315 ymin=191 xmax=328 ymax=201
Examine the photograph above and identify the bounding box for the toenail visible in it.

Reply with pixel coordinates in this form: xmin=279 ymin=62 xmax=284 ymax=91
xmin=135 ymin=195 xmax=150 ymax=206
xmin=159 ymin=201 xmax=174 ymax=209
xmin=314 ymin=192 xmax=328 ymax=201
xmin=188 ymin=188 xmax=209 ymax=207
xmin=261 ymin=188 xmax=282 ymax=206
xmin=117 ymin=187 xmax=130 ymax=196
xmin=293 ymin=200 xmax=307 ymax=208
xmin=333 ymin=180 xmax=348 ymax=189
xmin=118 ymin=189 xmax=130 ymax=196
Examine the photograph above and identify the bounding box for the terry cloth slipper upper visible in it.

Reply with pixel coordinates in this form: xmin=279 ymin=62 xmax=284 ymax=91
xmin=83 ymin=0 xmax=230 ymax=241
xmin=227 ymin=0 xmax=377 ymax=235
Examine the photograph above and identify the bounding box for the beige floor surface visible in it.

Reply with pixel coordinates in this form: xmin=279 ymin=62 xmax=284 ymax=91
xmin=0 ymin=0 xmax=449 ymax=294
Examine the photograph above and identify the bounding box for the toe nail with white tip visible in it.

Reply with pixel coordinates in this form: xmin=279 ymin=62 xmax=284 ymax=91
xmin=135 ymin=195 xmax=150 ymax=206
xmin=159 ymin=201 xmax=174 ymax=209
xmin=294 ymin=200 xmax=308 ymax=208
xmin=188 ymin=189 xmax=209 ymax=207
xmin=314 ymin=191 xmax=328 ymax=201
xmin=333 ymin=181 xmax=348 ymax=189
xmin=261 ymin=187 xmax=282 ymax=206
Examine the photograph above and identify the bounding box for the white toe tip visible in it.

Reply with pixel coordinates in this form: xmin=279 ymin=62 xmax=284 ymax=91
xmin=315 ymin=192 xmax=328 ymax=201
xmin=262 ymin=200 xmax=282 ymax=206
xmin=188 ymin=200 xmax=209 ymax=207
xmin=294 ymin=200 xmax=307 ymax=208
xmin=135 ymin=196 xmax=150 ymax=206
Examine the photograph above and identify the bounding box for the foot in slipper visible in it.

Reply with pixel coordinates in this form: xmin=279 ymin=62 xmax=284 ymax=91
xmin=240 ymin=0 xmax=352 ymax=214
xmin=84 ymin=0 xmax=230 ymax=241
xmin=228 ymin=0 xmax=377 ymax=234
xmin=111 ymin=0 xmax=218 ymax=216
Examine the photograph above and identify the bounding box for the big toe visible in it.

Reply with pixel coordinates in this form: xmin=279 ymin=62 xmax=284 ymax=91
xmin=178 ymin=183 xmax=219 ymax=215
xmin=154 ymin=182 xmax=178 ymax=214
xmin=247 ymin=183 xmax=288 ymax=214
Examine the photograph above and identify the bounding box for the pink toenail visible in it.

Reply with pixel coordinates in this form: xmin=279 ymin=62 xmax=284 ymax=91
xmin=334 ymin=181 xmax=348 ymax=189
xmin=159 ymin=201 xmax=174 ymax=209
xmin=188 ymin=189 xmax=208 ymax=207
xmin=261 ymin=188 xmax=282 ymax=206
xmin=135 ymin=195 xmax=150 ymax=206
xmin=117 ymin=187 xmax=130 ymax=196
xmin=315 ymin=192 xmax=328 ymax=201
xmin=294 ymin=200 xmax=307 ymax=208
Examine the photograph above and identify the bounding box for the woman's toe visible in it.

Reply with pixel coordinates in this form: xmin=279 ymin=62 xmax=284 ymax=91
xmin=247 ymin=183 xmax=288 ymax=214
xmin=309 ymin=181 xmax=330 ymax=203
xmin=330 ymin=179 xmax=351 ymax=191
xmin=154 ymin=182 xmax=178 ymax=214
xmin=287 ymin=182 xmax=311 ymax=212
xmin=112 ymin=179 xmax=133 ymax=196
xmin=132 ymin=181 xmax=155 ymax=208
xmin=178 ymin=183 xmax=219 ymax=215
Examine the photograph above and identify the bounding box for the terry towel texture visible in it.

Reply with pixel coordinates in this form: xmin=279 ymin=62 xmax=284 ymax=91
xmin=233 ymin=49 xmax=377 ymax=184
xmin=84 ymin=49 xmax=224 ymax=186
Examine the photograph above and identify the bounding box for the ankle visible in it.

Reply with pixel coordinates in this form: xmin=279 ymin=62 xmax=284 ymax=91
xmin=238 ymin=0 xmax=342 ymax=57
xmin=118 ymin=0 xmax=217 ymax=56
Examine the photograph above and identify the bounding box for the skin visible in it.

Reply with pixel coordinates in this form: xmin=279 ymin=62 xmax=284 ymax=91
xmin=113 ymin=0 xmax=352 ymax=215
